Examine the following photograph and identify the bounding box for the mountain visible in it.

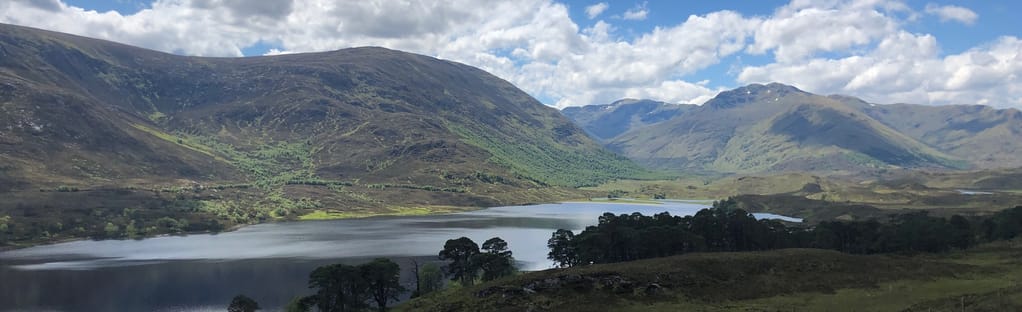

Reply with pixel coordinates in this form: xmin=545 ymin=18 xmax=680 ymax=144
xmin=860 ymin=103 xmax=1022 ymax=169
xmin=560 ymin=99 xmax=694 ymax=141
xmin=607 ymin=83 xmax=965 ymax=173
xmin=0 ymin=24 xmax=648 ymax=245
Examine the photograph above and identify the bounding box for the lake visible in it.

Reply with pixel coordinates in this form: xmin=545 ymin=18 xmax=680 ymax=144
xmin=0 ymin=201 xmax=799 ymax=311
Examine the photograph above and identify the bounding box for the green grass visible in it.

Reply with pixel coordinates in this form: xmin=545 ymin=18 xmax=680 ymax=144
xmin=397 ymin=243 xmax=1022 ymax=312
xmin=583 ymin=198 xmax=663 ymax=205
xmin=299 ymin=205 xmax=473 ymax=220
xmin=448 ymin=123 xmax=666 ymax=188
xmin=132 ymin=122 xmax=321 ymax=187
xmin=130 ymin=123 xmax=222 ymax=160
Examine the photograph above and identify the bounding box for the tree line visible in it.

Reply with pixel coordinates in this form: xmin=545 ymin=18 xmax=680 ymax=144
xmin=548 ymin=198 xmax=1022 ymax=267
xmin=229 ymin=199 xmax=1022 ymax=310
xmin=232 ymin=236 xmax=516 ymax=311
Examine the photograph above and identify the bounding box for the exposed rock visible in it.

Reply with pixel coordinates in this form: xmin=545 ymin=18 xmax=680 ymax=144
xmin=644 ymin=283 xmax=665 ymax=296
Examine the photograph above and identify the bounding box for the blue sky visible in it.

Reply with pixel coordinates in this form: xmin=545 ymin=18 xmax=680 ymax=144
xmin=5 ymin=0 xmax=1022 ymax=108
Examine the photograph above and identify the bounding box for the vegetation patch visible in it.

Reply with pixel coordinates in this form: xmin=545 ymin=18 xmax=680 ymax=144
xmin=299 ymin=205 xmax=472 ymax=221
xmin=448 ymin=124 xmax=665 ymax=187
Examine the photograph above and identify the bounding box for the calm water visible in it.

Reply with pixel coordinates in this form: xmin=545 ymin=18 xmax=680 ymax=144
xmin=0 ymin=201 xmax=798 ymax=311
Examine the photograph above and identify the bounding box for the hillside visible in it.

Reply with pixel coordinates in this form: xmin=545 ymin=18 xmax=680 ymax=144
xmin=560 ymin=99 xmax=693 ymax=141
xmin=608 ymin=83 xmax=960 ymax=174
xmin=398 ymin=244 xmax=1022 ymax=311
xmin=0 ymin=24 xmax=648 ymax=246
xmin=862 ymin=102 xmax=1022 ymax=169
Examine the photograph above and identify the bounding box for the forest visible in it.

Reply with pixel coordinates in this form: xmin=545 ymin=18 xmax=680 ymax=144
xmin=547 ymin=198 xmax=1022 ymax=267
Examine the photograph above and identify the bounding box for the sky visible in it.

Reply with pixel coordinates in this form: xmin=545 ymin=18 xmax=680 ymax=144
xmin=1 ymin=0 xmax=1020 ymax=109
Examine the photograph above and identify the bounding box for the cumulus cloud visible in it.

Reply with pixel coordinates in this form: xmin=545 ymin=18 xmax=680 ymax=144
xmin=739 ymin=33 xmax=1022 ymax=107
xmin=747 ymin=1 xmax=898 ymax=63
xmin=620 ymin=2 xmax=648 ymax=21
xmin=925 ymin=3 xmax=978 ymax=25
xmin=0 ymin=0 xmax=1020 ymax=109
xmin=585 ymin=2 xmax=608 ymax=19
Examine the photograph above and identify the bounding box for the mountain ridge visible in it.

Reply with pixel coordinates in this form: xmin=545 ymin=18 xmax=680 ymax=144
xmin=0 ymin=23 xmax=649 ymax=245
xmin=577 ymin=83 xmax=1018 ymax=174
xmin=560 ymin=98 xmax=694 ymax=141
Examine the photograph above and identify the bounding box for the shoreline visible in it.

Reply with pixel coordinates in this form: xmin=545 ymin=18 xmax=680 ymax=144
xmin=0 ymin=199 xmax=715 ymax=252
xmin=0 ymin=202 xmax=521 ymax=252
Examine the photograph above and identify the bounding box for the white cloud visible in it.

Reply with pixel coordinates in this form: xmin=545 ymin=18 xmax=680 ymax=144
xmin=925 ymin=3 xmax=977 ymax=25
xmin=620 ymin=2 xmax=648 ymax=21
xmin=739 ymin=33 xmax=1022 ymax=107
xmin=747 ymin=1 xmax=897 ymax=63
xmin=0 ymin=0 xmax=1020 ymax=110
xmin=585 ymin=2 xmax=608 ymax=19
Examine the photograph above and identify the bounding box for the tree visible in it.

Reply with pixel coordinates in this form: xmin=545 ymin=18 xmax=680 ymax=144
xmin=547 ymin=229 xmax=578 ymax=268
xmin=949 ymin=215 xmax=974 ymax=249
xmin=228 ymin=294 xmax=260 ymax=312
xmin=482 ymin=237 xmax=510 ymax=256
xmin=477 ymin=237 xmax=515 ymax=281
xmin=418 ymin=263 xmax=445 ymax=295
xmin=410 ymin=259 xmax=421 ymax=298
xmin=284 ymin=296 xmax=312 ymax=312
xmin=362 ymin=258 xmax=406 ymax=311
xmin=307 ymin=263 xmax=369 ymax=312
xmin=0 ymin=215 xmax=10 ymax=232
xmin=438 ymin=237 xmax=480 ymax=286
xmin=104 ymin=222 xmax=119 ymax=238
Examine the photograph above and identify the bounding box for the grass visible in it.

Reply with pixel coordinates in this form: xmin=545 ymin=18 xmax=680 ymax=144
xmin=298 ymin=205 xmax=475 ymax=220
xmin=583 ymin=173 xmax=817 ymax=200
xmin=448 ymin=123 xmax=666 ymax=188
xmin=582 ymin=198 xmax=664 ymax=205
xmin=130 ymin=123 xmax=222 ymax=160
xmin=398 ymin=241 xmax=1022 ymax=312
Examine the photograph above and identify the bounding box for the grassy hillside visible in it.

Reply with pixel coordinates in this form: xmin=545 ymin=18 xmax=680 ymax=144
xmin=0 ymin=23 xmax=649 ymax=246
xmin=608 ymin=83 xmax=962 ymax=174
xmin=398 ymin=242 xmax=1022 ymax=311
xmin=863 ymin=103 xmax=1022 ymax=169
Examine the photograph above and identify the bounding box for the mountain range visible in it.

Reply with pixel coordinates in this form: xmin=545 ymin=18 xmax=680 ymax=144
xmin=0 ymin=23 xmax=650 ymax=191
xmin=564 ymin=83 xmax=1022 ymax=174
xmin=560 ymin=99 xmax=693 ymax=141
xmin=3 ymin=22 xmax=1022 ymax=246
xmin=0 ymin=23 xmax=647 ymax=244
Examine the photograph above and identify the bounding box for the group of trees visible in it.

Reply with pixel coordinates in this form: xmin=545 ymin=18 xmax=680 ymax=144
xmin=438 ymin=237 xmax=516 ymax=286
xmin=233 ymin=237 xmax=518 ymax=311
xmin=549 ymin=198 xmax=1022 ymax=267
xmin=290 ymin=258 xmax=406 ymax=312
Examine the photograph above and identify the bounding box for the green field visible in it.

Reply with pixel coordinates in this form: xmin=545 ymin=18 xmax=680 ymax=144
xmin=398 ymin=240 xmax=1022 ymax=311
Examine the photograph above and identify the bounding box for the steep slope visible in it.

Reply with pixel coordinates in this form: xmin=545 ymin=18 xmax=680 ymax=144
xmin=862 ymin=103 xmax=1022 ymax=169
xmin=0 ymin=24 xmax=647 ymax=245
xmin=560 ymin=99 xmax=693 ymax=141
xmin=608 ymin=83 xmax=960 ymax=173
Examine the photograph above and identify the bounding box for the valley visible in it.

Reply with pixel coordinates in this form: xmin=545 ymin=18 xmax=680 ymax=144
xmin=2 ymin=10 xmax=1022 ymax=312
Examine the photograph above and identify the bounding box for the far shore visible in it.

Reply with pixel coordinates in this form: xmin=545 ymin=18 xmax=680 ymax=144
xmin=0 ymin=199 xmax=717 ymax=252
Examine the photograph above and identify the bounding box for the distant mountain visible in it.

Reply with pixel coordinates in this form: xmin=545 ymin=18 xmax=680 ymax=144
xmin=861 ymin=103 xmax=1022 ymax=169
xmin=0 ymin=24 xmax=649 ymax=244
xmin=607 ymin=83 xmax=971 ymax=173
xmin=561 ymin=99 xmax=694 ymax=141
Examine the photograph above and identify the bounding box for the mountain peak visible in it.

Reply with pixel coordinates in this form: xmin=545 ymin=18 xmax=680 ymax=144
xmin=705 ymin=83 xmax=807 ymax=109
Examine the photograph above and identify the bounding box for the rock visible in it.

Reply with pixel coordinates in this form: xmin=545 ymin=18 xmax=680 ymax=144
xmin=644 ymin=283 xmax=665 ymax=296
xmin=599 ymin=275 xmax=635 ymax=294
